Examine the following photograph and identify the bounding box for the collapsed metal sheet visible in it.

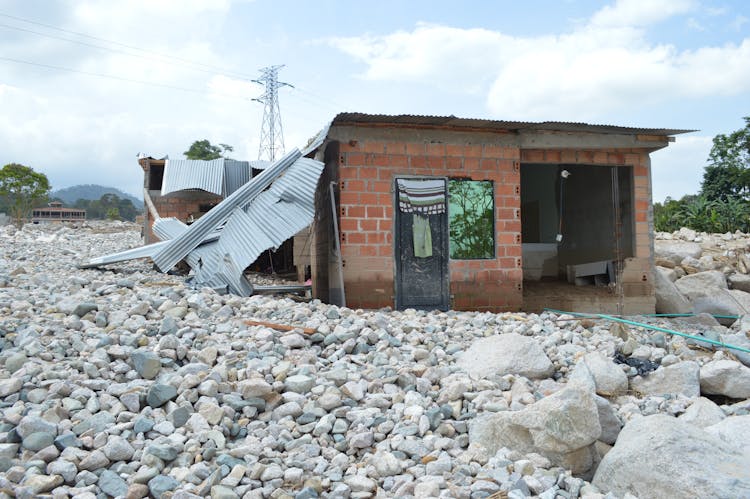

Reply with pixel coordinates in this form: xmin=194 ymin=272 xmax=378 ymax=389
xmin=151 ymin=149 xmax=304 ymax=273
xmin=161 ymin=159 xmax=225 ymax=196
xmin=181 ymin=157 xmax=323 ymax=294
xmin=223 ymin=160 xmax=252 ymax=196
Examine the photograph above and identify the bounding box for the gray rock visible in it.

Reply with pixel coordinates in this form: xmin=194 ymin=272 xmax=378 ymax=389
xmin=168 ymin=406 xmax=191 ymax=428
xmin=22 ymin=432 xmax=55 ymax=451
xmin=239 ymin=378 xmax=272 ymax=398
xmin=630 ymin=361 xmax=700 ymax=398
xmin=719 ymin=332 xmax=750 ymax=368
xmin=132 ymin=350 xmax=161 ymax=380
xmin=149 ymin=475 xmax=180 ymax=499
xmin=654 ymin=266 xmax=692 ymax=314
xmin=16 ymin=415 xmax=57 ymax=438
xmin=0 ymin=377 xmax=23 ymax=397
xmin=147 ymin=383 xmax=178 ymax=408
xmin=21 ymin=474 xmax=63 ymax=494
xmin=582 ymin=352 xmax=628 ymax=397
xmin=47 ymin=459 xmax=77 ymax=483
xmin=693 ymin=289 xmax=750 ymax=323
xmin=78 ymin=449 xmax=110 ymax=470
xmin=147 ymin=444 xmax=180 ymax=461
xmin=4 ymin=353 xmax=27 ymax=373
xmin=729 ymin=273 xmax=750 ymax=292
xmin=700 ymin=359 xmax=750 ymax=398
xmin=675 ymin=271 xmax=728 ymax=300
xmin=458 ymin=333 xmax=554 ymax=379
xmin=73 ymin=302 xmax=98 ymax=317
xmin=593 ymin=395 xmax=622 ymax=445
xmin=655 ymin=240 xmax=703 ymax=262
xmin=469 ymin=385 xmax=600 ymax=473
xmin=593 ymin=414 xmax=750 ymax=498
xmin=678 ymin=397 xmax=726 ymax=428
xmin=102 ymin=436 xmax=135 ymax=461
xmin=99 ymin=469 xmax=129 ymax=497
xmin=705 ymin=415 xmax=750 ymax=451
xmin=372 ymin=451 xmax=402 ymax=477
xmin=73 ymin=411 xmax=115 ymax=435
xmin=284 ymin=375 xmax=315 ymax=394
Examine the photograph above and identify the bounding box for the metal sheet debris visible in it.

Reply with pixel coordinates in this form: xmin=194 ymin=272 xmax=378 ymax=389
xmin=83 ymin=144 xmax=326 ymax=296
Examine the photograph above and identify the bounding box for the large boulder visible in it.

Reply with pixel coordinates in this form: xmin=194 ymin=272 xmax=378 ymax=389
xmin=592 ymin=415 xmax=750 ymax=498
xmin=728 ymin=273 xmax=750 ymax=293
xmin=469 ymin=386 xmax=600 ymax=473
xmin=719 ymin=332 xmax=750 ymax=368
xmin=693 ymin=289 xmax=750 ymax=323
xmin=457 ymin=333 xmax=554 ymax=380
xmin=655 ymin=241 xmax=703 ymax=264
xmin=705 ymin=415 xmax=750 ymax=451
xmin=630 ymin=361 xmax=700 ymax=398
xmin=653 ymin=267 xmax=692 ymax=314
xmin=700 ymin=359 xmax=750 ymax=399
xmin=674 ymin=271 xmax=727 ymax=301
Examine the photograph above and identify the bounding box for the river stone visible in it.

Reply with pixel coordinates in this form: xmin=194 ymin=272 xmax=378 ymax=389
xmin=582 ymin=352 xmax=628 ymax=397
xmin=22 ymin=432 xmax=55 ymax=451
xmin=17 ymin=415 xmax=57 ymax=438
xmin=654 ymin=266 xmax=692 ymax=314
xmin=699 ymin=359 xmax=750 ymax=398
xmin=284 ymin=375 xmax=315 ymax=394
xmin=678 ymin=397 xmax=726 ymax=428
xmin=102 ymin=436 xmax=135 ymax=461
xmin=0 ymin=377 xmax=23 ymax=397
xmin=469 ymin=385 xmax=600 ymax=473
xmin=132 ymin=350 xmax=161 ymax=380
xmin=22 ymin=474 xmax=63 ymax=494
xmin=457 ymin=333 xmax=554 ymax=379
xmin=147 ymin=383 xmax=178 ymax=408
xmin=149 ymin=475 xmax=180 ymax=498
xmin=4 ymin=353 xmax=27 ymax=374
xmin=630 ymin=361 xmax=700 ymax=397
xmin=593 ymin=414 xmax=750 ymax=498
xmin=655 ymin=240 xmax=703 ymax=263
xmin=73 ymin=411 xmax=115 ymax=435
xmin=99 ymin=469 xmax=129 ymax=497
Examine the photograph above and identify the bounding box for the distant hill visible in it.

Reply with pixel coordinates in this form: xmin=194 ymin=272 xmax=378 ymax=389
xmin=52 ymin=184 xmax=142 ymax=207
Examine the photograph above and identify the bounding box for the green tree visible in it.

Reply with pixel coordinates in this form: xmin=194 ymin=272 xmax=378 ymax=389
xmin=448 ymin=180 xmax=494 ymax=259
xmin=701 ymin=117 xmax=750 ymax=202
xmin=106 ymin=207 xmax=120 ymax=220
xmin=0 ymin=163 xmax=50 ymax=224
xmin=183 ymin=140 xmax=234 ymax=160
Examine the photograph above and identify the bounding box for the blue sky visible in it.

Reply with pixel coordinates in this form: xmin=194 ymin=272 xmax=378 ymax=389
xmin=0 ymin=0 xmax=749 ymax=201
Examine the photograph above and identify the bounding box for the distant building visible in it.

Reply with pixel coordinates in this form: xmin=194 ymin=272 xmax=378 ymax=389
xmin=32 ymin=201 xmax=86 ymax=223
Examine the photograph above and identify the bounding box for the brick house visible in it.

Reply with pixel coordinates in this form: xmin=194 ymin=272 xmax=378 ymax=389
xmin=307 ymin=113 xmax=690 ymax=314
xmin=138 ymin=156 xmax=222 ymax=244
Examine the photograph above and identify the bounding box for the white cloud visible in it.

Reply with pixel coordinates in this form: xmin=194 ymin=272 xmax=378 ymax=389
xmin=327 ymin=0 xmax=750 ymax=122
xmin=651 ymin=135 xmax=713 ymax=201
xmin=589 ymin=0 xmax=696 ymax=28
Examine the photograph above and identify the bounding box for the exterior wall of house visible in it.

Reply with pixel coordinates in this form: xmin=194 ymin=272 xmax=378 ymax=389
xmin=323 ymin=125 xmax=659 ymax=313
xmin=333 ymin=129 xmax=524 ymax=312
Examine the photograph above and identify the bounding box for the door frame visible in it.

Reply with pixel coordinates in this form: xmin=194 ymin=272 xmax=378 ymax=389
xmin=393 ymin=175 xmax=451 ymax=310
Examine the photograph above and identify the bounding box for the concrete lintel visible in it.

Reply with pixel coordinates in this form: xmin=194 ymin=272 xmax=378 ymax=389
xmin=519 ymin=130 xmax=670 ymax=150
xmin=328 ymin=124 xmax=520 ymax=146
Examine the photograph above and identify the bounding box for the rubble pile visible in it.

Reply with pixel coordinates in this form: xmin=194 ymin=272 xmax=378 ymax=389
xmin=0 ymin=222 xmax=748 ymax=499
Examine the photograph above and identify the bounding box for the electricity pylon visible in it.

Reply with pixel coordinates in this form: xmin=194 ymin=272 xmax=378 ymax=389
xmin=253 ymin=65 xmax=292 ymax=162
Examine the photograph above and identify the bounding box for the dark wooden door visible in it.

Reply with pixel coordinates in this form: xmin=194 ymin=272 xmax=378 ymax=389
xmin=394 ymin=177 xmax=450 ymax=310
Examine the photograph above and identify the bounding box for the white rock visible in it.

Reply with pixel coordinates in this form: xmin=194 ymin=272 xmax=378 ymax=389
xmin=457 ymin=333 xmax=554 ymax=380
xmin=700 ymin=359 xmax=750 ymax=398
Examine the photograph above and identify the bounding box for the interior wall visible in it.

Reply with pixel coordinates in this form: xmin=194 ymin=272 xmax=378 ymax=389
xmin=520 ymin=164 xmax=560 ymax=243
xmin=557 ymin=164 xmax=634 ymax=268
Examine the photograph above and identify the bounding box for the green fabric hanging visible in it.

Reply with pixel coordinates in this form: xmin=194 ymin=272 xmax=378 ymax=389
xmin=412 ymin=214 xmax=433 ymax=258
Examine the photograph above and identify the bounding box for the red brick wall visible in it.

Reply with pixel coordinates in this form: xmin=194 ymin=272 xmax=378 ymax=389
xmin=144 ymin=191 xmax=223 ymax=244
xmin=337 ymin=138 xmax=523 ymax=312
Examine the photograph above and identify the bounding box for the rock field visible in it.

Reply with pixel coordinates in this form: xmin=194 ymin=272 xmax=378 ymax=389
xmin=0 ymin=221 xmax=749 ymax=499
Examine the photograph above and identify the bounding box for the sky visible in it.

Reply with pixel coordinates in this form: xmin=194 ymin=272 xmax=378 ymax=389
xmin=0 ymin=0 xmax=749 ymax=202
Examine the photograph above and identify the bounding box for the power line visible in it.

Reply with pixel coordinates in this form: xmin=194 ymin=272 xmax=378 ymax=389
xmin=0 ymin=56 xmax=252 ymax=100
xmin=0 ymin=11 xmax=257 ymax=81
xmin=0 ymin=22 xmax=250 ymax=80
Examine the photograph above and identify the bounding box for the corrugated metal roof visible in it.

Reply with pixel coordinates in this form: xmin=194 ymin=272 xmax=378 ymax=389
xmin=161 ymin=159 xmax=225 ymax=196
xmin=223 ymin=160 xmax=252 ymax=196
xmin=151 ymin=148 xmax=307 ymax=272
xmin=152 ymin=217 xmax=188 ymax=241
xmin=177 ymin=156 xmax=323 ymax=294
xmin=331 ymin=112 xmax=694 ymax=136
